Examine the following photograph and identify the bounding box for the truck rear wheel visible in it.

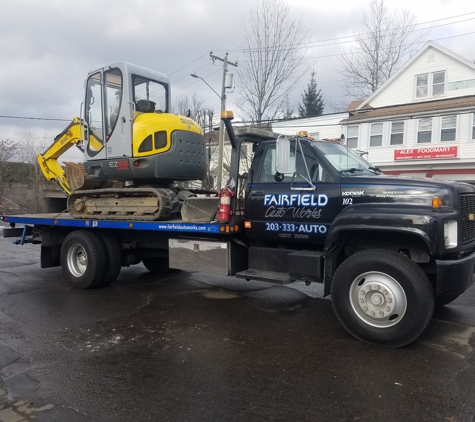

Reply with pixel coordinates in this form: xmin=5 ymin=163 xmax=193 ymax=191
xmin=331 ymin=249 xmax=434 ymax=348
xmin=99 ymin=235 xmax=122 ymax=286
xmin=61 ymin=230 xmax=106 ymax=289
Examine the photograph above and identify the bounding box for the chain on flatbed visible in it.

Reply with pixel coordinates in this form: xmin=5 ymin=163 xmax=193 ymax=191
xmin=67 ymin=187 xmax=179 ymax=221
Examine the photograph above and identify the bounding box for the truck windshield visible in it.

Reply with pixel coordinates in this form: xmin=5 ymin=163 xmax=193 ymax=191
xmin=313 ymin=142 xmax=380 ymax=175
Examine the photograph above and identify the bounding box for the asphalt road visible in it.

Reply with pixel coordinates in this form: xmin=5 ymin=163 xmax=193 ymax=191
xmin=1 ymin=227 xmax=475 ymax=421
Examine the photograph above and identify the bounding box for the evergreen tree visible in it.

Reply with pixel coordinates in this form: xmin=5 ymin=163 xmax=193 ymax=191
xmin=298 ymin=72 xmax=325 ymax=117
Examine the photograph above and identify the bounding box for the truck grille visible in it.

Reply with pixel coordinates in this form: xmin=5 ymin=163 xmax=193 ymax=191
xmin=459 ymin=193 xmax=475 ymax=245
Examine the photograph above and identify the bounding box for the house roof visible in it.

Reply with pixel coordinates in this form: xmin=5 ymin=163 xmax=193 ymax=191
xmin=356 ymin=41 xmax=475 ymax=110
xmin=346 ymin=100 xmax=364 ymax=112
xmin=341 ymin=95 xmax=475 ymax=123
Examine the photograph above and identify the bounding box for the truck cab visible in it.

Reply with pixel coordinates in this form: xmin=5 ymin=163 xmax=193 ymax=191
xmin=221 ymin=119 xmax=475 ymax=347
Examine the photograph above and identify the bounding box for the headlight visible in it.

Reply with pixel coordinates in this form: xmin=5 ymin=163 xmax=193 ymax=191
xmin=444 ymin=220 xmax=458 ymax=249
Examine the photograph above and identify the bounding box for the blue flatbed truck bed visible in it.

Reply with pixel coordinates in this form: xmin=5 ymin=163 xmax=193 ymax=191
xmin=1 ymin=212 xmax=247 ymax=291
xmin=1 ymin=213 xmax=223 ymax=234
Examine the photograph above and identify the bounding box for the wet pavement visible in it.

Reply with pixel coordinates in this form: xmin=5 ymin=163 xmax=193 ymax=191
xmin=1 ymin=226 xmax=475 ymax=421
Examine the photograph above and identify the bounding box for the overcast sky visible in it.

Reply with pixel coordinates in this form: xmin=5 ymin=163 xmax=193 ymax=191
xmin=0 ymin=0 xmax=474 ymax=161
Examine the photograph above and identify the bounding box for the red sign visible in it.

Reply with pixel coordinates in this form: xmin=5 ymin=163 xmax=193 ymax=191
xmin=394 ymin=146 xmax=458 ymax=161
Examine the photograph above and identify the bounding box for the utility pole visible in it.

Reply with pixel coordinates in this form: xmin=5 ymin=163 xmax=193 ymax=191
xmin=210 ymin=52 xmax=237 ymax=190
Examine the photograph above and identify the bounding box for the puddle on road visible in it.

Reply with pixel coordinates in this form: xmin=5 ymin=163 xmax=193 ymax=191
xmin=0 ymin=400 xmax=54 ymax=422
xmin=199 ymin=286 xmax=307 ymax=312
xmin=200 ymin=289 xmax=239 ymax=300
xmin=421 ymin=321 xmax=475 ymax=358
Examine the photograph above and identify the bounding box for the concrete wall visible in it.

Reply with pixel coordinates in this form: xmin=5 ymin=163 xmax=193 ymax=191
xmin=1 ymin=182 xmax=66 ymax=214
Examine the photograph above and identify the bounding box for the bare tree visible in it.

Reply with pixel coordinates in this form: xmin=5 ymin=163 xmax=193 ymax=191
xmin=17 ymin=130 xmax=52 ymax=212
xmin=282 ymin=95 xmax=294 ymax=119
xmin=339 ymin=0 xmax=427 ymax=100
xmin=0 ymin=139 xmax=17 ymax=163
xmin=238 ymin=0 xmax=310 ymax=125
xmin=173 ymin=92 xmax=206 ymax=122
xmin=0 ymin=139 xmax=18 ymax=197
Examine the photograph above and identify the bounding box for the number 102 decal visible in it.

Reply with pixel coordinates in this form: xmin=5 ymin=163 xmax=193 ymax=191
xmin=342 ymin=198 xmax=353 ymax=205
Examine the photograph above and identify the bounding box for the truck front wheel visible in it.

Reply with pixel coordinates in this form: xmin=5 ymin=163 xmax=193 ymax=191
xmin=61 ymin=231 xmax=106 ymax=289
xmin=331 ymin=250 xmax=434 ymax=348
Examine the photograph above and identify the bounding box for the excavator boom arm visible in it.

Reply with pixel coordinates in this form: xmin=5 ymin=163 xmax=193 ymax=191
xmin=37 ymin=118 xmax=84 ymax=196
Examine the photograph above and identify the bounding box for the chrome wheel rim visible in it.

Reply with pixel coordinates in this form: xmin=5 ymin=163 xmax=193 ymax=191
xmin=67 ymin=243 xmax=87 ymax=277
xmin=349 ymin=271 xmax=407 ymax=328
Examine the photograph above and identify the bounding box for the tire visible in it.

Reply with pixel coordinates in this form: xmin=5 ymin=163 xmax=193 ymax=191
xmin=60 ymin=230 xmax=107 ymax=289
xmin=99 ymin=235 xmax=122 ymax=286
xmin=143 ymin=258 xmax=170 ymax=274
xmin=435 ymin=294 xmax=460 ymax=308
xmin=331 ymin=249 xmax=434 ymax=348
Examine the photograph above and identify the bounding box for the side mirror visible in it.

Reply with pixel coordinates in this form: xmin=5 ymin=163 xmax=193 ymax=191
xmin=275 ymin=135 xmax=291 ymax=174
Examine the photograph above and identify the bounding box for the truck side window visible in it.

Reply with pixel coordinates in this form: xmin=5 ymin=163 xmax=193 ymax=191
xmin=258 ymin=144 xmax=328 ymax=183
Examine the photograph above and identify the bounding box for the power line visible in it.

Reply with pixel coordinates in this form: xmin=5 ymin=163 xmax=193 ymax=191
xmin=171 ymin=60 xmax=213 ymax=84
xmin=168 ymin=52 xmax=210 ymax=76
xmin=237 ymin=110 xmax=475 ymax=127
xmin=302 ymin=11 xmax=475 ymax=46
xmin=234 ymin=18 xmax=475 ymax=65
xmin=172 ymin=68 xmax=223 ymax=94
xmin=2 ymin=26 xmax=474 ymax=124
xmin=213 ymin=11 xmax=475 ymax=54
xmin=0 ymin=115 xmax=70 ymax=122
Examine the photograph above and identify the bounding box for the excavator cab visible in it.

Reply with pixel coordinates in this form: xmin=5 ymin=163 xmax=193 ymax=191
xmin=81 ymin=62 xmax=207 ymax=184
xmin=83 ymin=62 xmax=169 ymax=160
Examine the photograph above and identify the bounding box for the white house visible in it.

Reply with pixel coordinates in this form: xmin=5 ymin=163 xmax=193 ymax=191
xmin=274 ymin=41 xmax=475 ymax=183
xmin=342 ymin=41 xmax=475 ymax=182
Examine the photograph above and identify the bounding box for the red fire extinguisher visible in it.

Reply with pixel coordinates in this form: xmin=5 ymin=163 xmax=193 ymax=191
xmin=218 ymin=187 xmax=234 ymax=223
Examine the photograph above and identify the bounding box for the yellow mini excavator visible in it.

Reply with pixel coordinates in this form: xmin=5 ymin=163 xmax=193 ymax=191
xmin=38 ymin=62 xmax=210 ymax=221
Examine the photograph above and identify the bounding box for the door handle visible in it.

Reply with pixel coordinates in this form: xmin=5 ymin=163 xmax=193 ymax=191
xmin=250 ymin=191 xmax=265 ymax=196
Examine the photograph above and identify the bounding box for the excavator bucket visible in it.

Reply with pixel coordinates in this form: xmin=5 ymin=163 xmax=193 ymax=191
xmin=64 ymin=162 xmax=112 ymax=192
xmin=181 ymin=197 xmax=219 ymax=223
xmin=64 ymin=162 xmax=88 ymax=192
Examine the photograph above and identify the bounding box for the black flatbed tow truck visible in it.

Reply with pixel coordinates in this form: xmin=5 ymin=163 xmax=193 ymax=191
xmin=3 ymin=114 xmax=475 ymax=348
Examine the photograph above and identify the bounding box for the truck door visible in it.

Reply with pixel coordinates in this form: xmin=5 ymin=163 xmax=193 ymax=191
xmin=246 ymin=141 xmax=340 ymax=246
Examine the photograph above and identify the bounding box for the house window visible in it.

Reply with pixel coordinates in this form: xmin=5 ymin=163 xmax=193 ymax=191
xmin=433 ymin=71 xmax=446 ymax=96
xmin=370 ymin=123 xmax=383 ymax=147
xmin=416 ymin=74 xmax=428 ymax=98
xmin=441 ymin=115 xmax=457 ymax=142
xmin=415 ymin=71 xmax=446 ymax=98
xmin=418 ymin=118 xmax=432 ymax=143
xmin=347 ymin=126 xmax=359 ymax=148
xmin=390 ymin=122 xmax=404 ymax=145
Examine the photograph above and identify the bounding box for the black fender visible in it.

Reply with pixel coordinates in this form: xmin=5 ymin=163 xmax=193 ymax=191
xmin=322 ymin=203 xmax=443 ymax=296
